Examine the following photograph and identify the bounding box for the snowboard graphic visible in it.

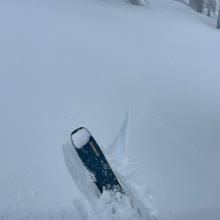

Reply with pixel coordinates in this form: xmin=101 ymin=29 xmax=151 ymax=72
xmin=70 ymin=127 xmax=124 ymax=194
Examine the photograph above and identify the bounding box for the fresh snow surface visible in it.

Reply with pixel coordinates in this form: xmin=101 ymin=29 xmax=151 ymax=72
xmin=63 ymin=126 xmax=158 ymax=220
xmin=71 ymin=128 xmax=90 ymax=149
xmin=1 ymin=0 xmax=220 ymax=219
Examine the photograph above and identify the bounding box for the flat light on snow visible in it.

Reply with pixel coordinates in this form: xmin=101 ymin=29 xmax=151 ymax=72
xmin=71 ymin=128 xmax=90 ymax=149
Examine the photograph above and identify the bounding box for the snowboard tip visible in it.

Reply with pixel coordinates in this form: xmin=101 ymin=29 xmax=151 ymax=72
xmin=71 ymin=127 xmax=91 ymax=149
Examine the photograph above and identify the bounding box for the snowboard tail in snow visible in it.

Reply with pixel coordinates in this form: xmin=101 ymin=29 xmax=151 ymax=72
xmin=70 ymin=127 xmax=124 ymax=194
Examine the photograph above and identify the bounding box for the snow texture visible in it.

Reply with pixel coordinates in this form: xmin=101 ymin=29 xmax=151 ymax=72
xmin=0 ymin=0 xmax=220 ymax=219
xmin=63 ymin=119 xmax=158 ymax=220
xmin=71 ymin=128 xmax=90 ymax=149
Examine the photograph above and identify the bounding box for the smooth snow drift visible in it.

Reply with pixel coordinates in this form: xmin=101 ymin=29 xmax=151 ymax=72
xmin=71 ymin=128 xmax=91 ymax=149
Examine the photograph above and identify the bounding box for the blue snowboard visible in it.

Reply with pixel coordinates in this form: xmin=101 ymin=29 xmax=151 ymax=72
xmin=70 ymin=127 xmax=124 ymax=194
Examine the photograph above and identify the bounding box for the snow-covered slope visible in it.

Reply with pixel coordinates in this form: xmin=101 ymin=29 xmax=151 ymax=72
xmin=0 ymin=0 xmax=220 ymax=219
